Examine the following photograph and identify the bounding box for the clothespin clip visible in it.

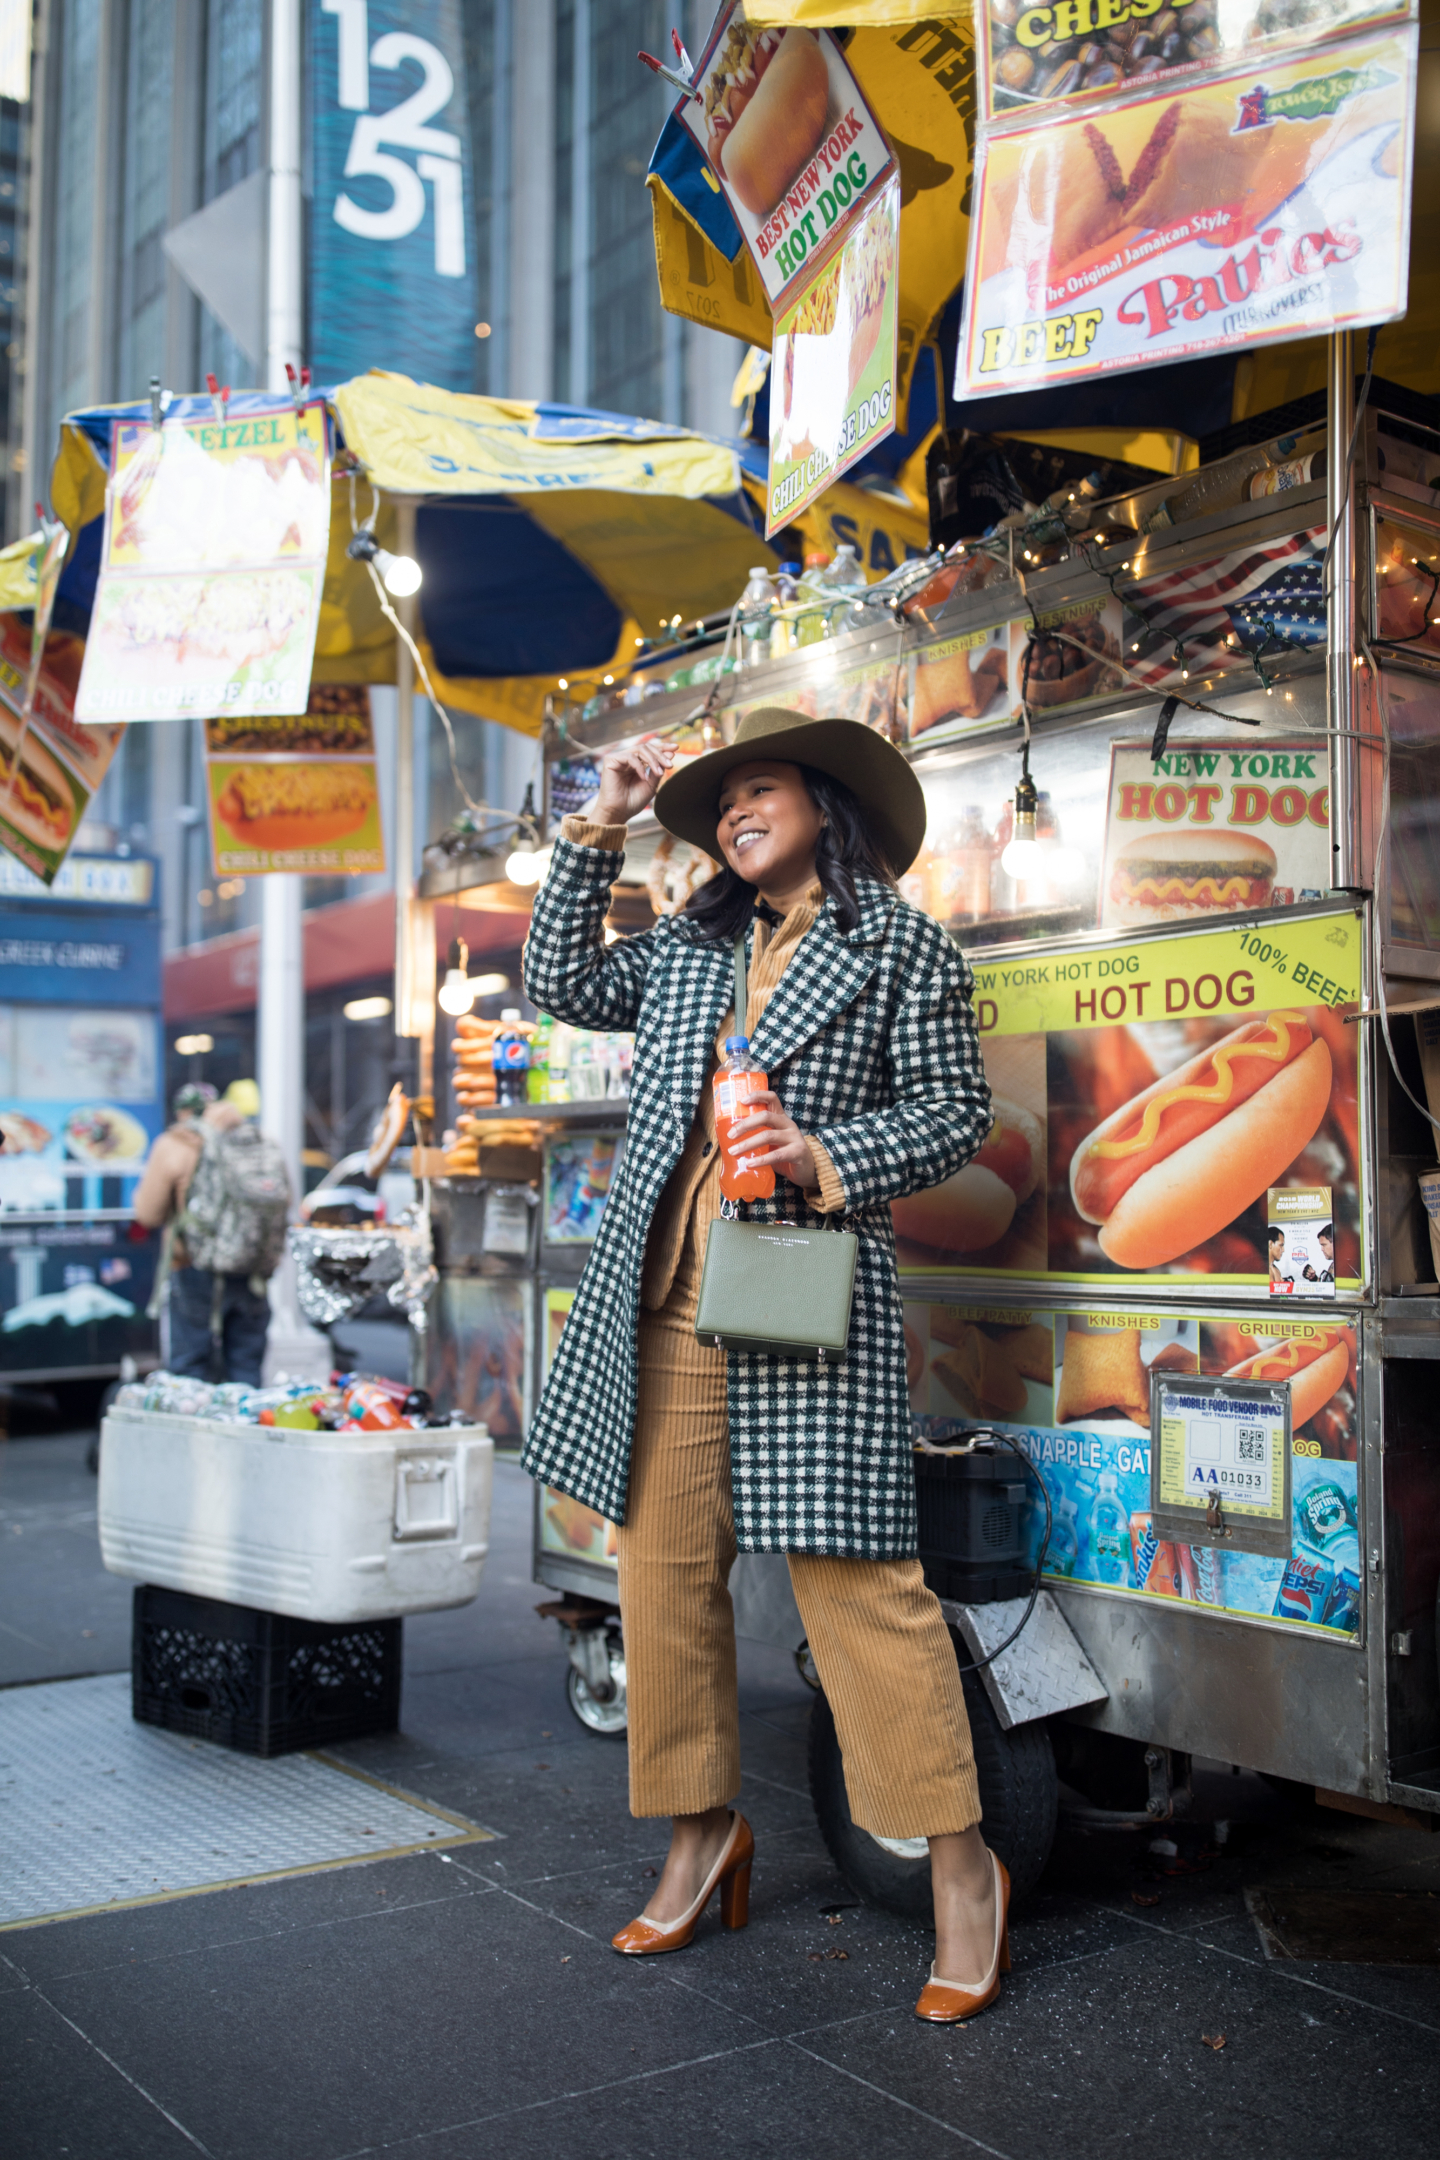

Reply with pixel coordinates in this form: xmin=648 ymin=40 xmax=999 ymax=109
xmin=638 ymin=32 xmax=699 ymax=99
xmin=284 ymin=362 xmax=312 ymax=413
xmin=205 ymin=373 xmax=230 ymax=427
xmin=149 ymin=376 xmax=166 ymax=430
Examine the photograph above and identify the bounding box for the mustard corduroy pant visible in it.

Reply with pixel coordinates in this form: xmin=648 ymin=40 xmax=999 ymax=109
xmin=616 ymin=1312 xmax=983 ymax=1840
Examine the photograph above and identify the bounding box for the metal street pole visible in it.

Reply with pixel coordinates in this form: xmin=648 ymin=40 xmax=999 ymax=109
xmin=258 ymin=0 xmax=304 ymax=1201
xmin=258 ymin=0 xmax=324 ymax=1373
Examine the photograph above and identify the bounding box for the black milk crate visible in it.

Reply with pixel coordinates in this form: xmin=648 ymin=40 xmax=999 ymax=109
xmin=914 ymin=1446 xmax=1031 ymax=1605
xmin=132 ymin=1585 xmax=402 ymax=1757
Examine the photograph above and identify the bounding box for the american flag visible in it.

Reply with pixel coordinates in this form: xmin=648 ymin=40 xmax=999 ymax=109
xmin=1119 ymin=526 xmax=1327 ymax=689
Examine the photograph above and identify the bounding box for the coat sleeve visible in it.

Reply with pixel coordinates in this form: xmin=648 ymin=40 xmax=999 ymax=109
xmin=809 ymin=918 xmax=992 ymax=1212
xmin=522 ymin=827 xmax=661 ymax=1031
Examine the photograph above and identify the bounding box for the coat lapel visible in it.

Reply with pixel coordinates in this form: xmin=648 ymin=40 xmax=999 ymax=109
xmin=749 ymin=879 xmax=893 ymax=1073
xmin=662 ymin=934 xmax=733 ymax=1136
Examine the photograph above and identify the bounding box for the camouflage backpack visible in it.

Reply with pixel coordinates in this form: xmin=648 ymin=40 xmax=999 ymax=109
xmin=179 ymin=1123 xmax=291 ymax=1278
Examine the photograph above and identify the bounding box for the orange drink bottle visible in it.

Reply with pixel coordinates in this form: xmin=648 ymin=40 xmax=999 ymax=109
xmin=714 ymin=1035 xmax=776 ymax=1203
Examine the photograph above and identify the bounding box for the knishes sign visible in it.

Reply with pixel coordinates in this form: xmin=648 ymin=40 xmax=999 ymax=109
xmin=677 ymin=5 xmax=896 ymax=311
xmin=958 ymin=27 xmax=1415 ymax=394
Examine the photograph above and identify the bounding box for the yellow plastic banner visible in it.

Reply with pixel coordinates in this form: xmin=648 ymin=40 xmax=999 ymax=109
xmin=970 ymin=908 xmax=1361 ymax=1038
xmin=333 ymin=374 xmax=739 ymax=502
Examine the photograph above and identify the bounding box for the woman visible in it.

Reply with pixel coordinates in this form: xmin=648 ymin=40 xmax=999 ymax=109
xmin=522 ymin=706 xmax=1006 ymax=2021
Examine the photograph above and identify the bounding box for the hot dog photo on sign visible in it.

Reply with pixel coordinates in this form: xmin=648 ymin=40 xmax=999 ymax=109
xmin=678 ymin=5 xmax=896 ymax=312
xmin=1048 ymin=997 xmax=1360 ymax=1282
xmin=893 ymin=1032 xmax=1048 ymax=1271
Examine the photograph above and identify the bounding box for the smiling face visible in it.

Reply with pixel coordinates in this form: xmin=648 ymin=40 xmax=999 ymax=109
xmin=715 ymin=760 xmax=825 ymax=903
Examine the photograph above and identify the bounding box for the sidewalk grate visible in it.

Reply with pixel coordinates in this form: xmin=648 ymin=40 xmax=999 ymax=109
xmin=0 ymin=1672 xmax=490 ymax=1929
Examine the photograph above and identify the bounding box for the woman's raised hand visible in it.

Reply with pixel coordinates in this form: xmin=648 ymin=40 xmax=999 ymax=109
xmin=592 ymin=735 xmax=676 ymax=826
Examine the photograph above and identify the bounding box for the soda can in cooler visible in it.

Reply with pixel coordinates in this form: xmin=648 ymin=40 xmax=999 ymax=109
xmin=1273 ymin=1554 xmax=1333 ymax=1623
xmin=1130 ymin=1511 xmax=1183 ymax=1597
xmin=1178 ymin=1543 xmax=1224 ymax=1606
xmin=1321 ymin=1565 xmax=1361 ymax=1634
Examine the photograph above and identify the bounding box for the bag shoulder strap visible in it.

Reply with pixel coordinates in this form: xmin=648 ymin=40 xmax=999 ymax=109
xmin=732 ymin=931 xmax=747 ymax=1037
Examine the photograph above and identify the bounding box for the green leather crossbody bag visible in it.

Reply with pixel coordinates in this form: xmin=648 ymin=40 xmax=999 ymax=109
xmin=693 ymin=933 xmax=858 ymax=1363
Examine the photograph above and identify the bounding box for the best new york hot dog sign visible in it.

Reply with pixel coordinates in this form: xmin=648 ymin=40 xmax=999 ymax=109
xmin=677 ymin=8 xmax=897 ymax=312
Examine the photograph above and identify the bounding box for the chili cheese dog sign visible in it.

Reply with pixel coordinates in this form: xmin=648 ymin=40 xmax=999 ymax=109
xmin=896 ymin=910 xmax=1361 ymax=1286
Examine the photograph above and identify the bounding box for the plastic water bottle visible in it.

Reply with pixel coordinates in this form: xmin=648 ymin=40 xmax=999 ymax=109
xmin=1088 ymin=1471 xmax=1132 ymax=1586
xmin=796 ymin=552 xmax=832 ymax=645
xmin=493 ymin=1008 xmax=530 ymax=1106
xmin=1047 ymin=1493 xmax=1081 ymax=1577
xmin=737 ymin=565 xmax=775 ymax=669
xmin=770 ymin=560 xmax=802 ymax=658
xmin=819 ymin=543 xmax=867 ymax=633
xmin=713 ymin=1035 xmax=775 ymax=1202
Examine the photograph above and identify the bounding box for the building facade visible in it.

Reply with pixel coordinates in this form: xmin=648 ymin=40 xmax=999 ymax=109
xmin=19 ymin=0 xmax=742 ymax=1163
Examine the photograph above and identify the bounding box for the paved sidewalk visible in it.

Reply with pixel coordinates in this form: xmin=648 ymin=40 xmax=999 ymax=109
xmin=2 ymin=1431 xmax=1438 ymax=2159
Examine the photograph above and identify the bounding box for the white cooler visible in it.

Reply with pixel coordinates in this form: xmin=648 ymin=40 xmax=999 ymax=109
xmin=98 ymin=1408 xmax=493 ymax=1623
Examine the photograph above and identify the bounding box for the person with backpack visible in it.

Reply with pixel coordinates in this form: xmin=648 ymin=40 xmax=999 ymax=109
xmin=160 ymin=1079 xmax=291 ymax=1385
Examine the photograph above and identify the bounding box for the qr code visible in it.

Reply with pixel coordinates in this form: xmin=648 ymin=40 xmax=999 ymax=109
xmin=1237 ymin=1429 xmax=1267 ymax=1462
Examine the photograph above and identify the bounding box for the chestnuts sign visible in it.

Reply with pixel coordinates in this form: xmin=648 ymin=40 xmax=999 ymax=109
xmin=977 ymin=0 xmax=1411 ymax=118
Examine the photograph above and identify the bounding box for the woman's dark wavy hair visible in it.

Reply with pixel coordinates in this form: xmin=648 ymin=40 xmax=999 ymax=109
xmin=682 ymin=764 xmax=897 ymax=941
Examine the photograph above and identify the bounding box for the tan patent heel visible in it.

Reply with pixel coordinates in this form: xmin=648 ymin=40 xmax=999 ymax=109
xmin=611 ymin=1812 xmax=755 ymax=1956
xmin=914 ymin=1853 xmax=1011 ymax=2023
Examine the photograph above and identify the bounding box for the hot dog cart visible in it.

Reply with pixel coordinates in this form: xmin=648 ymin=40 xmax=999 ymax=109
xmin=427 ymin=342 xmax=1438 ymax=1912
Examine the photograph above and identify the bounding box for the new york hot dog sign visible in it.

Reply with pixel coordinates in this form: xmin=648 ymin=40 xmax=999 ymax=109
xmin=677 ymin=7 xmax=897 ymax=311
xmin=968 ymin=907 xmax=1360 ymax=1039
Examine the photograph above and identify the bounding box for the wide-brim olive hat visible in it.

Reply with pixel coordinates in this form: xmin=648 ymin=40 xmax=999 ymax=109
xmin=652 ymin=707 xmax=927 ymax=875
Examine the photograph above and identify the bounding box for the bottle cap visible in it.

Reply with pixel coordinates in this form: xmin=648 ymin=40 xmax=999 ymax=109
xmin=779 ymin=560 xmax=800 ymax=575
xmin=500 ymin=1007 xmax=521 ymax=1022
xmin=723 ymin=1034 xmax=750 ymax=1056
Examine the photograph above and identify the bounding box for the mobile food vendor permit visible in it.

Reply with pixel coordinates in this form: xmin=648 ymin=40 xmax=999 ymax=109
xmin=957 ymin=24 xmax=1417 ymax=396
xmin=1152 ymin=1369 xmax=1292 ymax=1557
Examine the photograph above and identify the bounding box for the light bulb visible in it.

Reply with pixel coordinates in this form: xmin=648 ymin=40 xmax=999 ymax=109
xmin=437 ymin=967 xmax=475 ymax=1016
xmin=506 ymin=843 xmax=541 ymax=884
xmin=379 ymin=549 xmax=422 ymax=597
xmin=1001 ymin=827 xmax=1044 ymax=881
xmin=345 ymin=526 xmax=422 ymax=596
xmin=1000 ymin=769 xmax=1041 ymax=883
xmin=437 ymin=937 xmax=474 ymax=1015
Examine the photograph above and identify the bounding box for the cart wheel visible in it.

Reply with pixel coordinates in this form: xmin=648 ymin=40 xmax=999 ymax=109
xmin=807 ymin=1660 xmax=1058 ymax=1919
xmin=565 ymin=1639 xmax=628 ymax=1738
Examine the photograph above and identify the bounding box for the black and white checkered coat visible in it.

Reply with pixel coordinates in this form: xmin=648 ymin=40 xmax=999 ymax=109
xmin=520 ymin=832 xmax=992 ymax=1558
